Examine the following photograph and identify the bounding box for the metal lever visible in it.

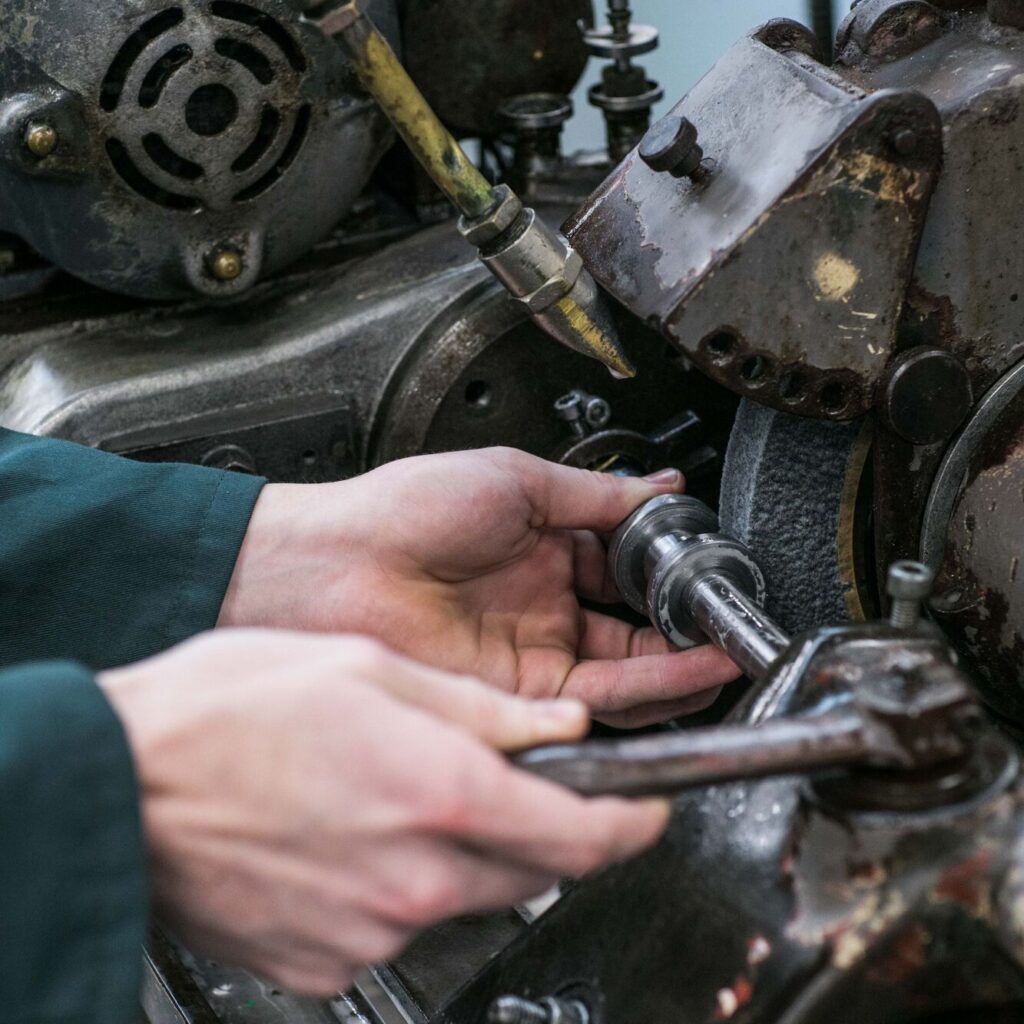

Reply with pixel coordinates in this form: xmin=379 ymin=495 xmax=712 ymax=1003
xmin=513 ymin=711 xmax=877 ymax=797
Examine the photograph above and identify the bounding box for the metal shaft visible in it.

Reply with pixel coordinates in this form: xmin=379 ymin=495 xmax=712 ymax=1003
xmin=689 ymin=574 xmax=791 ymax=681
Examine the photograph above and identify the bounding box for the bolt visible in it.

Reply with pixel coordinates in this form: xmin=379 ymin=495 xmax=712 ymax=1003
xmin=887 ymin=560 xmax=935 ymax=630
xmin=24 ymin=122 xmax=58 ymax=158
xmin=891 ymin=128 xmax=919 ymax=158
xmin=639 ymin=113 xmax=703 ymax=179
xmin=487 ymin=996 xmax=588 ymax=1024
xmin=488 ymin=997 xmax=550 ymax=1024
xmin=555 ymin=390 xmax=588 ymax=439
xmin=208 ymin=248 xmax=243 ymax=282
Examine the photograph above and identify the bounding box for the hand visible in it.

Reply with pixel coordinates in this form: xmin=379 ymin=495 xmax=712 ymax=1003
xmin=220 ymin=448 xmax=740 ymax=727
xmin=98 ymin=630 xmax=669 ymax=996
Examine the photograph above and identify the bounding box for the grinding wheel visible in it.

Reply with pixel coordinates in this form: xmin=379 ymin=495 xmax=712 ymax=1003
xmin=719 ymin=400 xmax=873 ymax=633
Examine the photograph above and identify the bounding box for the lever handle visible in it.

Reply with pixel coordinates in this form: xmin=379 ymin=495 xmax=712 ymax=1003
xmin=513 ymin=712 xmax=875 ymax=797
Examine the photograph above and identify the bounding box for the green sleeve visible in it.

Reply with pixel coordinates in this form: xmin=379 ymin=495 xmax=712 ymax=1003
xmin=0 ymin=427 xmax=266 ymax=671
xmin=0 ymin=661 xmax=146 ymax=1023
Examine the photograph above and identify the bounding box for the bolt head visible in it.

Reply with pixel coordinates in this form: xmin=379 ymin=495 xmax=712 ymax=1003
xmin=209 ymin=248 xmax=243 ymax=282
xmin=892 ymin=128 xmax=919 ymax=158
xmin=24 ymin=122 xmax=58 ymax=158
xmin=639 ymin=114 xmax=702 ymax=177
xmin=887 ymin=560 xmax=935 ymax=602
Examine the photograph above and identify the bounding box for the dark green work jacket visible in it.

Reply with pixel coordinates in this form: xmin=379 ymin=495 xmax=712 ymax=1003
xmin=0 ymin=427 xmax=265 ymax=1024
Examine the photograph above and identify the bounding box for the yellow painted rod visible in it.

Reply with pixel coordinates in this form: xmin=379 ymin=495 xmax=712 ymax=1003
xmin=325 ymin=2 xmax=496 ymax=219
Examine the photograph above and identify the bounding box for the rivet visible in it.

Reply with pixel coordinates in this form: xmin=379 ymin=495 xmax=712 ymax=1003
xmin=24 ymin=122 xmax=58 ymax=158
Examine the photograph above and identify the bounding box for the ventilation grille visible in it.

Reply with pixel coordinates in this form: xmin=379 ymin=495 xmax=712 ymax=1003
xmin=100 ymin=3 xmax=311 ymax=211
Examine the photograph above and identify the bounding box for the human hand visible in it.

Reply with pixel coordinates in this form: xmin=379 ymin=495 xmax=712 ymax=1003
xmin=219 ymin=449 xmax=740 ymax=727
xmin=98 ymin=630 xmax=670 ymax=996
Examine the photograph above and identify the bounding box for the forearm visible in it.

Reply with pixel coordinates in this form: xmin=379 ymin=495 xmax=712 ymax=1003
xmin=0 ymin=660 xmax=146 ymax=1020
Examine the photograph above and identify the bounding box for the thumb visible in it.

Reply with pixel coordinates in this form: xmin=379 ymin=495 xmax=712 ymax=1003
xmin=513 ymin=454 xmax=685 ymax=532
xmin=372 ymin=651 xmax=591 ymax=752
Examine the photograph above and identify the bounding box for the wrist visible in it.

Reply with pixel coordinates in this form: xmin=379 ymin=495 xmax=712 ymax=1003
xmin=217 ymin=482 xmax=347 ymax=629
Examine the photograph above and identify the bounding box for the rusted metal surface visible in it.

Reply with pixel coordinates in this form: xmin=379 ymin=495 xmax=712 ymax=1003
xmin=932 ymin=396 xmax=1024 ymax=722
xmin=432 ymin=633 xmax=1023 ymax=1024
xmin=566 ymin=21 xmax=942 ymax=420
xmin=402 ymin=0 xmax=593 ymax=139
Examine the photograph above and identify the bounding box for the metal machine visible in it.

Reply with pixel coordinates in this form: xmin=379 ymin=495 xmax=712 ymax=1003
xmin=2 ymin=0 xmax=1024 ymax=1021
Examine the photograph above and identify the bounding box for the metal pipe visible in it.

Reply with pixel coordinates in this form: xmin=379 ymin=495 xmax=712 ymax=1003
xmin=688 ymin=574 xmax=791 ymax=682
xmin=514 ymin=712 xmax=870 ymax=797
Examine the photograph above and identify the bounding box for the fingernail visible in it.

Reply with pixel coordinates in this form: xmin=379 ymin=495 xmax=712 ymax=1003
xmin=643 ymin=468 xmax=681 ymax=485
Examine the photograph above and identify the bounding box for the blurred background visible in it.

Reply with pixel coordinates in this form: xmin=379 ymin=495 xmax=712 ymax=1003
xmin=565 ymin=0 xmax=853 ymax=151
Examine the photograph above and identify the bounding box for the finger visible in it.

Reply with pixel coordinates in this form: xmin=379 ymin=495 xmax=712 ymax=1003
xmin=456 ymin=761 xmax=671 ymax=876
xmin=560 ymin=643 xmax=741 ymax=715
xmin=597 ymin=686 xmax=725 ymax=729
xmin=578 ymin=611 xmax=676 ymax=660
xmin=571 ymin=531 xmax=621 ymax=603
xmin=508 ymin=451 xmax=685 ymax=532
xmin=361 ymin=644 xmax=590 ymax=751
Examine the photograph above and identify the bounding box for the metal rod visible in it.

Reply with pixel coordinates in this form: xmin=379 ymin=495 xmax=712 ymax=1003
xmin=323 ymin=3 xmax=495 ymax=218
xmin=514 ymin=712 xmax=870 ymax=797
xmin=689 ymin=574 xmax=791 ymax=682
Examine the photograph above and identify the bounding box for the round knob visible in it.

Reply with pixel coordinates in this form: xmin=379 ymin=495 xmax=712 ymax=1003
xmin=638 ymin=114 xmax=703 ymax=178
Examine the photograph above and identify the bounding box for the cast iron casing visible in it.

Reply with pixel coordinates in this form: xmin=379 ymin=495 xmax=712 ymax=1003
xmin=0 ymin=0 xmax=398 ymax=299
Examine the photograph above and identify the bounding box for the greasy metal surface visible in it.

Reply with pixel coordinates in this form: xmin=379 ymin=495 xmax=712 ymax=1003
xmin=440 ymin=738 xmax=1022 ymax=1024
xmin=0 ymin=0 xmax=395 ymax=298
xmin=567 ymin=23 xmax=942 ymax=419
xmin=842 ymin=8 xmax=1024 ymax=619
xmin=402 ymin=0 xmax=592 ymax=139
xmin=0 ymin=213 xmax=728 ymax=489
xmin=931 ymin=392 xmax=1024 ymax=723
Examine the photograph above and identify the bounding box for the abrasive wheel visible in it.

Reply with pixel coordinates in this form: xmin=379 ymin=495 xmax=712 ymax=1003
xmin=719 ymin=400 xmax=875 ymax=634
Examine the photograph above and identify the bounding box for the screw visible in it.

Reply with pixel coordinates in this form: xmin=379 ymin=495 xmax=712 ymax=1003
xmin=639 ymin=114 xmax=703 ymax=179
xmin=24 ymin=122 xmax=58 ymax=158
xmin=887 ymin=560 xmax=935 ymax=630
xmin=208 ymin=248 xmax=243 ymax=282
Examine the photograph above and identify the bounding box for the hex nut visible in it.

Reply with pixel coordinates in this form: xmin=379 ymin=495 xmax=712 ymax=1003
xmin=518 ymin=248 xmax=583 ymax=314
xmin=459 ymin=185 xmax=524 ymax=248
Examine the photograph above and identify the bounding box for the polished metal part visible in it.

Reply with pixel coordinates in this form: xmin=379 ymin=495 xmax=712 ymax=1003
xmin=609 ymin=494 xmax=786 ymax=677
